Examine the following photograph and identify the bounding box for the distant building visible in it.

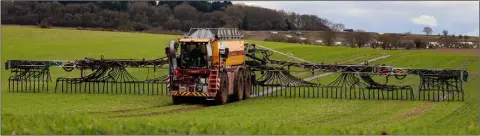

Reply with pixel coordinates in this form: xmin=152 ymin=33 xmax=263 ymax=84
xmin=343 ymin=29 xmax=354 ymax=32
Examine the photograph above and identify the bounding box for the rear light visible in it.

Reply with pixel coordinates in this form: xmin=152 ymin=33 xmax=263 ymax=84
xmin=188 ymin=87 xmax=194 ymax=92
xmin=379 ymin=69 xmax=389 ymax=73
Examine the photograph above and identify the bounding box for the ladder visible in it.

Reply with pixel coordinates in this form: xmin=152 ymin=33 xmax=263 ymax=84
xmin=207 ymin=69 xmax=220 ymax=93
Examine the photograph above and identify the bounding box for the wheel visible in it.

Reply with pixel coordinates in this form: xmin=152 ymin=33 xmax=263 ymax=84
xmin=216 ymin=71 xmax=229 ymax=105
xmin=243 ymin=69 xmax=252 ymax=100
xmin=172 ymin=96 xmax=184 ymax=105
xmin=233 ymin=70 xmax=244 ymax=101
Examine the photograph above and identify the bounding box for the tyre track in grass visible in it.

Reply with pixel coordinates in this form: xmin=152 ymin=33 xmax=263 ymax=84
xmin=107 ymin=105 xmax=208 ymax=118
xmin=87 ymin=104 xmax=173 ymax=114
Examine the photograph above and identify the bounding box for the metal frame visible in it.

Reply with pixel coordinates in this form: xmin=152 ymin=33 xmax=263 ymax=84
xmin=185 ymin=28 xmax=244 ymax=40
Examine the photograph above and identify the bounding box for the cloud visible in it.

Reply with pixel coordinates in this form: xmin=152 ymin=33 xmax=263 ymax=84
xmin=232 ymin=1 xmax=478 ymax=35
xmin=411 ymin=15 xmax=438 ymax=27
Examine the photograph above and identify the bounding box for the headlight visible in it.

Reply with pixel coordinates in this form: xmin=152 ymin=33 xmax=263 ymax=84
xmin=196 ymin=85 xmax=203 ymax=92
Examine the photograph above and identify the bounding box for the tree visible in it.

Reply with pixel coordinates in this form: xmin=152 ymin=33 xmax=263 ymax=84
xmin=199 ymin=11 xmax=227 ymax=27
xmin=224 ymin=5 xmax=245 ymax=28
xmin=330 ymin=23 xmax=344 ymax=32
xmin=322 ymin=31 xmax=336 ymax=46
xmin=173 ymin=2 xmax=199 ymax=31
xmin=423 ymin=27 xmax=433 ymax=35
xmin=150 ymin=4 xmax=172 ymax=27
xmin=354 ymin=30 xmax=373 ymax=48
xmin=95 ymin=1 xmax=130 ymax=11
xmin=1 ymin=1 xmax=333 ymax=32
xmin=322 ymin=23 xmax=343 ymax=46
xmin=414 ymin=38 xmax=425 ymax=49
xmin=344 ymin=31 xmax=356 ymax=47
xmin=377 ymin=34 xmax=391 ymax=50
xmin=442 ymin=30 xmax=448 ymax=37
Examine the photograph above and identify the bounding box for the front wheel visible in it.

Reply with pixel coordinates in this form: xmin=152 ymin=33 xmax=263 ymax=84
xmin=216 ymin=71 xmax=229 ymax=105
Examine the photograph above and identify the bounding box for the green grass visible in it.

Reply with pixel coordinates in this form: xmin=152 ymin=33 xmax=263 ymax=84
xmin=2 ymin=25 xmax=479 ymax=135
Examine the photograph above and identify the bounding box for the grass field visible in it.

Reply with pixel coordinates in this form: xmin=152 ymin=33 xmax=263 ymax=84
xmin=1 ymin=25 xmax=479 ymax=135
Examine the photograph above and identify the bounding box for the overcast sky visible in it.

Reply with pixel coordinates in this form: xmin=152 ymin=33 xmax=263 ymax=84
xmin=233 ymin=1 xmax=479 ymax=36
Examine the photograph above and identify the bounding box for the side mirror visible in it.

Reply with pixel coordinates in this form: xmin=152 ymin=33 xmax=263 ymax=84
xmin=219 ymin=47 xmax=229 ymax=60
xmin=165 ymin=47 xmax=170 ymax=56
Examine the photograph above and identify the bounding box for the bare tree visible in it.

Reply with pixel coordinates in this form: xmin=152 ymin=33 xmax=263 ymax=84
xmin=377 ymin=34 xmax=391 ymax=50
xmin=330 ymin=23 xmax=345 ymax=31
xmin=354 ymin=29 xmax=373 ymax=48
xmin=321 ymin=22 xmax=343 ymax=46
xmin=322 ymin=31 xmax=335 ymax=46
xmin=344 ymin=31 xmax=356 ymax=47
xmin=423 ymin=27 xmax=433 ymax=35
xmin=442 ymin=30 xmax=448 ymax=37
xmin=224 ymin=5 xmax=245 ymax=28
xmin=389 ymin=34 xmax=401 ymax=49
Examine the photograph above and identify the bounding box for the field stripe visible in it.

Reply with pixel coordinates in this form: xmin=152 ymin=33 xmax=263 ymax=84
xmin=107 ymin=105 xmax=208 ymax=118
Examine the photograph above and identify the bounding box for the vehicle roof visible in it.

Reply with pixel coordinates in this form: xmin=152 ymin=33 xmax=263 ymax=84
xmin=178 ymin=38 xmax=212 ymax=42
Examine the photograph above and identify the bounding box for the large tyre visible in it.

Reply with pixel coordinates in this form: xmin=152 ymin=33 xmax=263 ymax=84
xmin=233 ymin=70 xmax=244 ymax=101
xmin=172 ymin=96 xmax=184 ymax=105
xmin=243 ymin=69 xmax=252 ymax=99
xmin=216 ymin=71 xmax=229 ymax=105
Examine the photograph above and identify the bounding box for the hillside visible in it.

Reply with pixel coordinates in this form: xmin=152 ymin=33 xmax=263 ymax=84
xmin=244 ymin=30 xmax=480 ymax=43
xmin=1 ymin=1 xmax=333 ymax=32
xmin=1 ymin=26 xmax=479 ymax=135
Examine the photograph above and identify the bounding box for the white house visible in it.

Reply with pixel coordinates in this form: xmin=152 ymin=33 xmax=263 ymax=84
xmin=459 ymin=42 xmax=473 ymax=45
xmin=334 ymin=41 xmax=342 ymax=45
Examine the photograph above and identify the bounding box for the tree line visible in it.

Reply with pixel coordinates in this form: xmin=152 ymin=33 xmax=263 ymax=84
xmin=1 ymin=1 xmax=341 ymax=32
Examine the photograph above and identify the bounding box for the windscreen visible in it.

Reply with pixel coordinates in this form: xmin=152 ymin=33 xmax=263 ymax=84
xmin=178 ymin=42 xmax=209 ymax=68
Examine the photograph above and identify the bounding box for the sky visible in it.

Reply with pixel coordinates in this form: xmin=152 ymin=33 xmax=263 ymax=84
xmin=232 ymin=1 xmax=479 ymax=36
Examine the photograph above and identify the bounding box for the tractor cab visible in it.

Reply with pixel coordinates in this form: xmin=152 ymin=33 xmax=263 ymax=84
xmin=177 ymin=38 xmax=213 ymax=69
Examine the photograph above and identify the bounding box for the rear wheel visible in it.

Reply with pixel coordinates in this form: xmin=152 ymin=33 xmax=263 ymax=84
xmin=243 ymin=69 xmax=252 ymax=100
xmin=233 ymin=70 xmax=244 ymax=101
xmin=216 ymin=71 xmax=229 ymax=105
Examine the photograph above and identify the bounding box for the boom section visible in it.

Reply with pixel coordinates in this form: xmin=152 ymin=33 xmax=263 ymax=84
xmin=5 ymin=57 xmax=169 ymax=70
